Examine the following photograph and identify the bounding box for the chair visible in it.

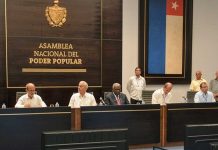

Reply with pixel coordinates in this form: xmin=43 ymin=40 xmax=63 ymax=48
xmin=142 ymin=90 xmax=155 ymax=104
xmin=210 ymin=142 xmax=218 ymax=150
xmin=16 ymin=91 xmax=37 ymax=101
xmin=16 ymin=92 xmax=26 ymax=102
xmin=103 ymin=92 xmax=110 ymax=100
xmin=187 ymin=91 xmax=197 ymax=103
xmin=73 ymin=92 xmax=93 ymax=95
xmin=88 ymin=92 xmax=94 ymax=95
xmin=103 ymin=92 xmax=126 ymax=100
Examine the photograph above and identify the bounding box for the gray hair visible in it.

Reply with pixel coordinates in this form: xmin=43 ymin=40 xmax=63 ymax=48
xmin=79 ymin=81 xmax=88 ymax=89
xmin=112 ymin=83 xmax=121 ymax=89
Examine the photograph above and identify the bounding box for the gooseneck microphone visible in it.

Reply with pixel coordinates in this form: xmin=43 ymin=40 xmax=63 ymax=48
xmin=99 ymin=97 xmax=106 ymax=105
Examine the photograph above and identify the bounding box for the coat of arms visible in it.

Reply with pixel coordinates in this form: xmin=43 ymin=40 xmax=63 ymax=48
xmin=45 ymin=0 xmax=67 ymax=27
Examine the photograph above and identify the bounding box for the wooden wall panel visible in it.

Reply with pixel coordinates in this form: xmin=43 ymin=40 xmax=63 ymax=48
xmin=102 ymin=40 xmax=122 ymax=88
xmin=102 ymin=0 xmax=122 ymax=39
xmin=102 ymin=0 xmax=122 ymax=91
xmin=0 ymin=0 xmax=122 ymax=107
xmin=6 ymin=0 xmax=102 ymax=87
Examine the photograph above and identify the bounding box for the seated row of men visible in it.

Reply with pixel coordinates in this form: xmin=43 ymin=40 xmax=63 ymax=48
xmin=15 ymin=67 xmax=144 ymax=108
xmin=152 ymin=70 xmax=218 ymax=104
xmin=15 ymin=81 xmax=129 ymax=108
xmin=14 ymin=68 xmax=218 ymax=108
xmin=14 ymin=81 xmax=215 ymax=108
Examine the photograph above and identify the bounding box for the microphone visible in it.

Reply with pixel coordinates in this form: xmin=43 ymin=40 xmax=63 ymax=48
xmin=99 ymin=97 xmax=106 ymax=105
xmin=182 ymin=96 xmax=187 ymax=102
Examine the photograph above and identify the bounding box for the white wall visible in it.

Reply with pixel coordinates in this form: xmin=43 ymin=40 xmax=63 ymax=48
xmin=122 ymin=0 xmax=139 ymax=95
xmin=123 ymin=0 xmax=218 ymax=102
xmin=192 ymin=0 xmax=218 ymax=81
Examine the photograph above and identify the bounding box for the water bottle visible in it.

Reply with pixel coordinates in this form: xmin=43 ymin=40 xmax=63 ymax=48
xmin=55 ymin=102 xmax=59 ymax=107
xmin=2 ymin=103 xmax=6 ymax=109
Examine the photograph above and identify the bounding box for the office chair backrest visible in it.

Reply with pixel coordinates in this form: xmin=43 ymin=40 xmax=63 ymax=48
xmin=142 ymin=90 xmax=155 ymax=104
xmin=187 ymin=91 xmax=197 ymax=103
xmin=16 ymin=91 xmax=37 ymax=102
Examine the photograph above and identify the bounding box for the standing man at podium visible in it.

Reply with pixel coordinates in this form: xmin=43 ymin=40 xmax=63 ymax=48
xmin=15 ymin=83 xmax=47 ymax=108
xmin=127 ymin=67 xmax=146 ymax=104
xmin=68 ymin=81 xmax=97 ymax=108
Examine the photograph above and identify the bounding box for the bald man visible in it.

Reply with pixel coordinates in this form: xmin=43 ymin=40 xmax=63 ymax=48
xmin=15 ymin=83 xmax=47 ymax=108
xmin=104 ymin=83 xmax=129 ymax=105
xmin=190 ymin=71 xmax=207 ymax=91
xmin=68 ymin=81 xmax=97 ymax=108
xmin=152 ymin=82 xmax=173 ymax=105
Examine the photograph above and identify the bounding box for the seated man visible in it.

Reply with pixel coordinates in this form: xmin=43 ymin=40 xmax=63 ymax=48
xmin=209 ymin=70 xmax=218 ymax=101
xmin=194 ymin=82 xmax=216 ymax=103
xmin=152 ymin=82 xmax=173 ymax=105
xmin=104 ymin=83 xmax=129 ymax=105
xmin=190 ymin=70 xmax=207 ymax=91
xmin=15 ymin=83 xmax=47 ymax=108
xmin=68 ymin=81 xmax=97 ymax=108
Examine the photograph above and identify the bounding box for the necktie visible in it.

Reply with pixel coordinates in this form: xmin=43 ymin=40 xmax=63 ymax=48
xmin=117 ymin=98 xmax=121 ymax=105
xmin=115 ymin=95 xmax=121 ymax=105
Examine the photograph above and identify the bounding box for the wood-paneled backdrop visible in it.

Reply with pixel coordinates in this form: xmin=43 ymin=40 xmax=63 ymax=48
xmin=0 ymin=0 xmax=122 ymax=107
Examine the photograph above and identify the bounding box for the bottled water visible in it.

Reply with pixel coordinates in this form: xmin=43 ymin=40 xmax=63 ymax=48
xmin=55 ymin=102 xmax=59 ymax=107
xmin=2 ymin=103 xmax=6 ymax=109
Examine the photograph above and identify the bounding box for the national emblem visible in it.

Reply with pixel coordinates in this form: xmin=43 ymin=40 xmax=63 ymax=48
xmin=45 ymin=0 xmax=67 ymax=27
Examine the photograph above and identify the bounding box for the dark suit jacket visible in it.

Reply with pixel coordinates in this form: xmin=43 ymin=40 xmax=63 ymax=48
xmin=104 ymin=92 xmax=129 ymax=105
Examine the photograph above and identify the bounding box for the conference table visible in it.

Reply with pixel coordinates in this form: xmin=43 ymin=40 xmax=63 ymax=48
xmin=80 ymin=104 xmax=161 ymax=145
xmin=72 ymin=103 xmax=218 ymax=146
xmin=0 ymin=107 xmax=71 ymax=150
xmin=167 ymin=103 xmax=218 ymax=142
xmin=1 ymin=103 xmax=218 ymax=150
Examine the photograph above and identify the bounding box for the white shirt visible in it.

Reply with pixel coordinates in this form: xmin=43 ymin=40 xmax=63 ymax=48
xmin=68 ymin=92 xmax=97 ymax=108
xmin=194 ymin=91 xmax=216 ymax=103
xmin=152 ymin=88 xmax=172 ymax=105
xmin=15 ymin=94 xmax=47 ymax=108
xmin=126 ymin=75 xmax=146 ymax=100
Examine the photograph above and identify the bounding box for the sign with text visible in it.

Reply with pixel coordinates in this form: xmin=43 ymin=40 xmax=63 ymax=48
xmin=6 ymin=0 xmax=102 ymax=87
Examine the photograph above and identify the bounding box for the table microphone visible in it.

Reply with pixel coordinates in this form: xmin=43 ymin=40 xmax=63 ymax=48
xmin=99 ymin=97 xmax=106 ymax=105
xmin=182 ymin=96 xmax=188 ymax=102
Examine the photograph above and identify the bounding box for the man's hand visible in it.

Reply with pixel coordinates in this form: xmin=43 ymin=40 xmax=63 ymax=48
xmin=24 ymin=102 xmax=31 ymax=108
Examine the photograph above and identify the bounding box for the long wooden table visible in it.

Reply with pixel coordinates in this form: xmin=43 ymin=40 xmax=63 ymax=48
xmin=2 ymin=103 xmax=218 ymax=149
xmin=0 ymin=107 xmax=71 ymax=150
xmin=167 ymin=103 xmax=218 ymax=143
xmin=73 ymin=105 xmax=161 ymax=145
xmin=72 ymin=103 xmax=218 ymax=147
